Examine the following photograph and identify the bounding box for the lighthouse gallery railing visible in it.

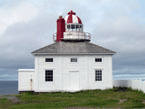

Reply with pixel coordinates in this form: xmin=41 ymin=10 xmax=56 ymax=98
xmin=53 ymin=32 xmax=91 ymax=42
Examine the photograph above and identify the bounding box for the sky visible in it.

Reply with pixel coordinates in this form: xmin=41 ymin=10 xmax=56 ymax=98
xmin=0 ymin=0 xmax=145 ymax=81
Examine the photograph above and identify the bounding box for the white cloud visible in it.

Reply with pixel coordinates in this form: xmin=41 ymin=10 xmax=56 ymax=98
xmin=0 ymin=0 xmax=145 ymax=80
xmin=93 ymin=16 xmax=145 ymax=54
xmin=0 ymin=74 xmax=9 ymax=77
xmin=0 ymin=2 xmax=38 ymax=35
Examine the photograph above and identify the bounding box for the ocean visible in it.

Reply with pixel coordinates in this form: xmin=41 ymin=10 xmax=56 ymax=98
xmin=0 ymin=81 xmax=19 ymax=95
xmin=0 ymin=77 xmax=144 ymax=95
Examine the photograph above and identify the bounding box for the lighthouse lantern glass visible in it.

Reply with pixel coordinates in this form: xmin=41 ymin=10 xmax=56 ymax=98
xmin=66 ymin=24 xmax=83 ymax=32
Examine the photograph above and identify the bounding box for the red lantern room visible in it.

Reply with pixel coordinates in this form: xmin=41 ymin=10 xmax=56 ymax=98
xmin=53 ymin=10 xmax=91 ymax=42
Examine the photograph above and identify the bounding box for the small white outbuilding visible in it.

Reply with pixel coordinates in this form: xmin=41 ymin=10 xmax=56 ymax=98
xmin=18 ymin=10 xmax=116 ymax=92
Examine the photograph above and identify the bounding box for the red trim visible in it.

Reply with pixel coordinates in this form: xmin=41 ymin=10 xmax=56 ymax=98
xmin=68 ymin=10 xmax=76 ymax=15
xmin=66 ymin=10 xmax=82 ymax=24
xmin=67 ymin=14 xmax=73 ymax=23
xmin=77 ymin=16 xmax=82 ymax=24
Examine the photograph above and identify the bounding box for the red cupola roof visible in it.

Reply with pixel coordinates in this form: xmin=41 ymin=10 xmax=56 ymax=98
xmin=68 ymin=10 xmax=76 ymax=15
xmin=65 ymin=10 xmax=82 ymax=24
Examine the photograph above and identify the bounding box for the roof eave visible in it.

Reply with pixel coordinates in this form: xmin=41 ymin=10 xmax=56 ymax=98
xmin=31 ymin=53 xmax=116 ymax=55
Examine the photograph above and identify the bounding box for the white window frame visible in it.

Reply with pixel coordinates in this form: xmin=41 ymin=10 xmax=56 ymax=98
xmin=95 ymin=58 xmax=102 ymax=62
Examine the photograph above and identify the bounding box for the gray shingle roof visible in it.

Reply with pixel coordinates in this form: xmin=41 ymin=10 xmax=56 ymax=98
xmin=31 ymin=42 xmax=116 ymax=55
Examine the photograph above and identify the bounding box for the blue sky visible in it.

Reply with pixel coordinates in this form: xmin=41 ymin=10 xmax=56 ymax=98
xmin=0 ymin=0 xmax=145 ymax=81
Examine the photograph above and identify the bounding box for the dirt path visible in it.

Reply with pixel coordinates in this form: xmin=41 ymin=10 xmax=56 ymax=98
xmin=0 ymin=95 xmax=20 ymax=104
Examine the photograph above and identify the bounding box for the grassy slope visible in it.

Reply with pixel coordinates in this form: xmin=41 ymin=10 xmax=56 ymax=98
xmin=0 ymin=87 xmax=145 ymax=109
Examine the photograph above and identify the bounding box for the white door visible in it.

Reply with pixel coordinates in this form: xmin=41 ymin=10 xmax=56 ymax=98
xmin=69 ymin=72 xmax=79 ymax=91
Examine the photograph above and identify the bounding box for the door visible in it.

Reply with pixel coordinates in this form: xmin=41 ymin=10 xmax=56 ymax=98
xmin=69 ymin=72 xmax=79 ymax=91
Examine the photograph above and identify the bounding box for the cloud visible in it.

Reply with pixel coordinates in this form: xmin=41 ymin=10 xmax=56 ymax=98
xmin=0 ymin=73 xmax=17 ymax=81
xmin=0 ymin=0 xmax=145 ymax=80
xmin=0 ymin=68 xmax=18 ymax=80
xmin=0 ymin=2 xmax=38 ymax=34
xmin=84 ymin=0 xmax=145 ymax=76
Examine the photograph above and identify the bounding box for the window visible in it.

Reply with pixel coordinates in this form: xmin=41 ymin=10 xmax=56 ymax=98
xmin=95 ymin=70 xmax=102 ymax=81
xmin=45 ymin=58 xmax=53 ymax=62
xmin=71 ymin=24 xmax=75 ymax=29
xmin=67 ymin=25 xmax=70 ymax=29
xmin=45 ymin=70 xmax=53 ymax=81
xmin=95 ymin=58 xmax=102 ymax=62
xmin=71 ymin=58 xmax=77 ymax=62
xmin=76 ymin=25 xmax=79 ymax=28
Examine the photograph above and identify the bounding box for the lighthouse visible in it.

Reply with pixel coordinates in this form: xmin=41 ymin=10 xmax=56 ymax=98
xmin=18 ymin=10 xmax=116 ymax=93
xmin=54 ymin=10 xmax=91 ymax=42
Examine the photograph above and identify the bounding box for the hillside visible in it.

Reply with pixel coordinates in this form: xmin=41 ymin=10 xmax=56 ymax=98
xmin=0 ymin=87 xmax=145 ymax=109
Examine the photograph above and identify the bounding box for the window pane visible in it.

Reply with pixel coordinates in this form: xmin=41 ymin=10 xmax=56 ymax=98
xmin=45 ymin=70 xmax=53 ymax=82
xmin=71 ymin=58 xmax=77 ymax=62
xmin=46 ymin=70 xmax=53 ymax=75
xmin=95 ymin=58 xmax=102 ymax=62
xmin=67 ymin=25 xmax=70 ymax=29
xmin=71 ymin=25 xmax=75 ymax=29
xmin=95 ymin=70 xmax=102 ymax=81
xmin=46 ymin=58 xmax=53 ymax=62
xmin=76 ymin=25 xmax=79 ymax=28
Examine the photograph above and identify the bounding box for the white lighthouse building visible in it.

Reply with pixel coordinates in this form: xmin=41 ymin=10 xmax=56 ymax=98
xmin=18 ymin=10 xmax=116 ymax=92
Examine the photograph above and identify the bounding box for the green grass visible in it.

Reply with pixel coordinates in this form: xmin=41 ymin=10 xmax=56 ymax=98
xmin=0 ymin=87 xmax=145 ymax=109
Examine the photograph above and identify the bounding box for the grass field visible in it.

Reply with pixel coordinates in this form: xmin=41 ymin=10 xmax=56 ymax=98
xmin=0 ymin=87 xmax=145 ymax=109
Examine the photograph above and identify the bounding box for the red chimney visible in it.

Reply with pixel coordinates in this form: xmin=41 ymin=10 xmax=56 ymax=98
xmin=56 ymin=16 xmax=65 ymax=42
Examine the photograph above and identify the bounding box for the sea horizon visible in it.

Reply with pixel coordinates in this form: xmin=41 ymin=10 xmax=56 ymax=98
xmin=0 ymin=81 xmax=18 ymax=95
xmin=0 ymin=77 xmax=145 ymax=95
xmin=0 ymin=74 xmax=145 ymax=81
